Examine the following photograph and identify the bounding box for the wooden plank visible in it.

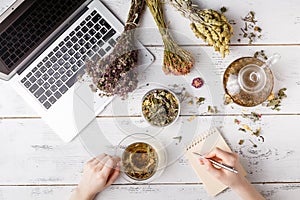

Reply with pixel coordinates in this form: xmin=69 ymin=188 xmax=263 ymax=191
xmin=0 ymin=184 xmax=299 ymax=200
xmin=0 ymin=115 xmax=299 ymax=184
xmin=100 ymin=0 xmax=300 ymax=45
xmin=0 ymin=46 xmax=299 ymax=117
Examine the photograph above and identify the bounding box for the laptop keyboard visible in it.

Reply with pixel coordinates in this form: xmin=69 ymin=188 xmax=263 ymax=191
xmin=0 ymin=0 xmax=85 ymax=69
xmin=20 ymin=10 xmax=117 ymax=110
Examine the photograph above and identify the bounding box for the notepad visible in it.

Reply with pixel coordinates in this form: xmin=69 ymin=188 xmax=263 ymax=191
xmin=185 ymin=128 xmax=247 ymax=196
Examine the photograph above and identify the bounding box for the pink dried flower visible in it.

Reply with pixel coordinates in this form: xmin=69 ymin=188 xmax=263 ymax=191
xmin=192 ymin=77 xmax=204 ymax=88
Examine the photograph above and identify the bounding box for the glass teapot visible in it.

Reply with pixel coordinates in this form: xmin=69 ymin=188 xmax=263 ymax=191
xmin=223 ymin=54 xmax=280 ymax=107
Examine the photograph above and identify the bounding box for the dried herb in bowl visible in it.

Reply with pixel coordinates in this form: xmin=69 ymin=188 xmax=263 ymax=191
xmin=142 ymin=89 xmax=180 ymax=127
xmin=85 ymin=0 xmax=146 ymax=97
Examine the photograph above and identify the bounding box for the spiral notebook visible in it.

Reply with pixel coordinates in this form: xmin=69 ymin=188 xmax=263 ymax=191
xmin=185 ymin=128 xmax=247 ymax=196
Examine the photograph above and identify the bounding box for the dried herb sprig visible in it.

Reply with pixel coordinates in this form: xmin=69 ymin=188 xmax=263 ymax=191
xmin=85 ymin=0 xmax=146 ymax=97
xmin=146 ymin=0 xmax=194 ymax=75
xmin=265 ymin=88 xmax=287 ymax=111
xmin=238 ymin=11 xmax=262 ymax=44
xmin=168 ymin=0 xmax=233 ymax=58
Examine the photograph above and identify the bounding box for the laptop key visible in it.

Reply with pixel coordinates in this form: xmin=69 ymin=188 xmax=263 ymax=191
xmin=92 ymin=13 xmax=101 ymax=23
xmin=64 ymin=63 xmax=71 ymax=69
xmin=69 ymin=57 xmax=76 ymax=65
xmin=40 ymin=66 xmax=47 ymax=73
xmin=29 ymin=76 xmax=36 ymax=83
xmin=71 ymin=65 xmax=78 ymax=72
xmin=63 ymin=54 xmax=70 ymax=61
xmin=43 ymin=82 xmax=50 ymax=89
xmin=48 ymin=77 xmax=55 ymax=84
xmin=54 ymin=91 xmax=62 ymax=100
xmin=45 ymin=61 xmax=52 ymax=67
xmin=56 ymin=80 xmax=63 ymax=87
xmin=37 ymin=79 xmax=44 ymax=85
xmin=57 ymin=58 xmax=65 ymax=65
xmin=100 ymin=27 xmax=107 ymax=35
xmin=100 ymin=18 xmax=111 ymax=30
xmin=32 ymin=67 xmax=38 ymax=73
xmin=45 ymin=90 xmax=52 ymax=97
xmin=47 ymin=68 xmax=54 ymax=76
xmin=50 ymin=85 xmax=58 ymax=92
xmin=21 ymin=77 xmax=27 ymax=83
xmin=24 ymin=81 xmax=31 ymax=88
xmin=103 ymin=29 xmax=116 ymax=42
xmin=53 ymin=72 xmax=60 ymax=79
xmin=66 ymin=67 xmax=85 ymax=88
xmin=108 ymin=38 xmax=116 ymax=47
xmin=34 ymin=71 xmax=42 ymax=78
xmin=34 ymin=88 xmax=45 ymax=98
xmin=74 ymin=44 xmax=80 ymax=51
xmin=59 ymin=85 xmax=68 ymax=94
xmin=26 ymin=72 xmax=32 ymax=78
xmin=39 ymin=95 xmax=47 ymax=104
xmin=105 ymin=46 xmax=111 ymax=52
xmin=86 ymin=21 xmax=93 ymax=28
xmin=66 ymin=70 xmax=73 ymax=77
xmin=68 ymin=49 xmax=75 ymax=56
xmin=91 ymin=10 xmax=97 ymax=16
xmin=29 ymin=84 xmax=38 ymax=93
xmin=42 ymin=74 xmax=49 ymax=81
xmin=43 ymin=101 xmax=51 ymax=109
xmin=55 ymin=51 xmax=63 ymax=58
xmin=53 ymin=63 xmax=60 ymax=70
xmin=61 ymin=46 xmax=68 ymax=53
xmin=49 ymin=96 xmax=56 ymax=104
xmin=99 ymin=48 xmax=106 ymax=57
xmin=61 ymin=75 xmax=68 ymax=82
xmin=58 ymin=68 xmax=66 ymax=75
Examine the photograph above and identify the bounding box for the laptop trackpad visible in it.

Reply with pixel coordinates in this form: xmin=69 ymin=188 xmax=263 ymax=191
xmin=75 ymin=74 xmax=113 ymax=115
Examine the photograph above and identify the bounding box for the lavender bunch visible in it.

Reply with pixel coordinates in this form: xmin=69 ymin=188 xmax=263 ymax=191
xmin=85 ymin=0 xmax=145 ymax=97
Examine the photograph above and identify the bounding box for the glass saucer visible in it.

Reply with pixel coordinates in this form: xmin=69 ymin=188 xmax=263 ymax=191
xmin=223 ymin=57 xmax=274 ymax=107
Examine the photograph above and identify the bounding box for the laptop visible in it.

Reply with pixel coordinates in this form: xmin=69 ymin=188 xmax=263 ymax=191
xmin=0 ymin=0 xmax=154 ymax=142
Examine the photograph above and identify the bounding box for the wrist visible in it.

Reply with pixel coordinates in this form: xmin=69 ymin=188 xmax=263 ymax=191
xmin=74 ymin=187 xmax=96 ymax=200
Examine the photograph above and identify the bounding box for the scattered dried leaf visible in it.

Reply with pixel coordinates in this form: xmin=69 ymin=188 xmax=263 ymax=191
xmin=238 ymin=139 xmax=245 ymax=145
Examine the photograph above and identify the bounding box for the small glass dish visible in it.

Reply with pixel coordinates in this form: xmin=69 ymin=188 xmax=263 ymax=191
xmin=115 ymin=133 xmax=167 ymax=184
xmin=141 ymin=88 xmax=180 ymax=127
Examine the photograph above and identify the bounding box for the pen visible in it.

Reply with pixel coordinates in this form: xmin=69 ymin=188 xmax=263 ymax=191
xmin=193 ymin=152 xmax=239 ymax=174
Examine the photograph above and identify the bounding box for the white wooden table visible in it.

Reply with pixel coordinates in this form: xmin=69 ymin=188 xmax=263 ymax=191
xmin=1 ymin=0 xmax=300 ymax=199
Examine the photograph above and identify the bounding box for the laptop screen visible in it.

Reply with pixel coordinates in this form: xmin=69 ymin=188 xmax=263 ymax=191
xmin=0 ymin=0 xmax=86 ymax=76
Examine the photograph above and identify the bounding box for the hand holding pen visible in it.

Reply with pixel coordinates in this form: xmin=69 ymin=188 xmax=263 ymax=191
xmin=198 ymin=147 xmax=265 ymax=200
xmin=198 ymin=147 xmax=243 ymax=188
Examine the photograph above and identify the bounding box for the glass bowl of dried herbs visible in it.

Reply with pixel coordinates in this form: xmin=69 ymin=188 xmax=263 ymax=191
xmin=115 ymin=133 xmax=167 ymax=183
xmin=141 ymin=88 xmax=180 ymax=127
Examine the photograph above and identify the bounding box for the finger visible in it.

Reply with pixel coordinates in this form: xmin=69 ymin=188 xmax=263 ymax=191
xmin=203 ymin=158 xmax=223 ymax=178
xmin=95 ymin=155 xmax=111 ymax=171
xmin=101 ymin=158 xmax=114 ymax=175
xmin=205 ymin=147 xmax=234 ymax=163
xmin=95 ymin=153 xmax=107 ymax=161
xmin=106 ymin=165 xmax=120 ymax=187
xmin=87 ymin=157 xmax=100 ymax=167
xmin=199 ymin=158 xmax=205 ymax=165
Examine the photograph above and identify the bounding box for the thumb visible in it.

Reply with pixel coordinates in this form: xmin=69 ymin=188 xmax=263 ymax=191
xmin=203 ymin=159 xmax=223 ymax=179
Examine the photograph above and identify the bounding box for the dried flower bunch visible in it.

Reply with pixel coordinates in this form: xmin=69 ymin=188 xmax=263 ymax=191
xmin=168 ymin=0 xmax=233 ymax=58
xmin=146 ymin=0 xmax=194 ymax=75
xmin=85 ymin=0 xmax=145 ymax=97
